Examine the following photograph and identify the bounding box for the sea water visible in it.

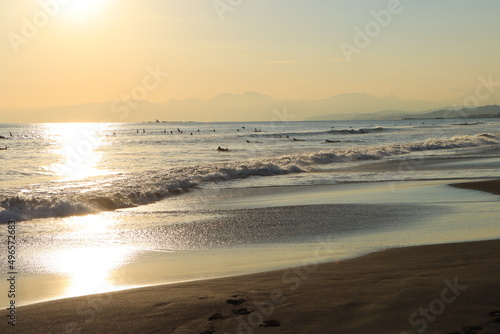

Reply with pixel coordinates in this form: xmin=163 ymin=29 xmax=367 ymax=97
xmin=1 ymin=119 xmax=499 ymax=221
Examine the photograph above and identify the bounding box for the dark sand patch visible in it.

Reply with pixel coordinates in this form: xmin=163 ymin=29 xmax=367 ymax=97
xmin=450 ymin=179 xmax=500 ymax=195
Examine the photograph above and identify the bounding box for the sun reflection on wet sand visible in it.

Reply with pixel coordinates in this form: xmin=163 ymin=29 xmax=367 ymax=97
xmin=57 ymin=246 xmax=134 ymax=298
xmin=47 ymin=214 xmax=136 ymax=299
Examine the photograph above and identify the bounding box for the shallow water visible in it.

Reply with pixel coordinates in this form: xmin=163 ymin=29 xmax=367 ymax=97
xmin=2 ymin=180 xmax=499 ymax=306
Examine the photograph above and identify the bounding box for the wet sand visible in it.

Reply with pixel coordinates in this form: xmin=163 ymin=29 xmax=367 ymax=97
xmin=1 ymin=179 xmax=499 ymax=333
xmin=1 ymin=239 xmax=499 ymax=334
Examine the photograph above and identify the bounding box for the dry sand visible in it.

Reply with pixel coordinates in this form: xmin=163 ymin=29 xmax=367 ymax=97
xmin=2 ymin=239 xmax=500 ymax=334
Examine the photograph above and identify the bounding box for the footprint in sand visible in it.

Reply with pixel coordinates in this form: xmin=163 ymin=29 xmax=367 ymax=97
xmin=259 ymin=320 xmax=281 ymax=327
xmin=232 ymin=308 xmax=252 ymax=315
xmin=208 ymin=313 xmax=223 ymax=321
xmin=460 ymin=326 xmax=483 ymax=334
xmin=226 ymin=298 xmax=246 ymax=306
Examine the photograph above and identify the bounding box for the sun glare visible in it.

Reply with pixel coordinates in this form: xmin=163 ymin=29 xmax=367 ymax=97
xmin=59 ymin=246 xmax=133 ymax=297
xmin=47 ymin=215 xmax=136 ymax=298
xmin=62 ymin=0 xmax=109 ymax=22
xmin=48 ymin=123 xmax=108 ymax=181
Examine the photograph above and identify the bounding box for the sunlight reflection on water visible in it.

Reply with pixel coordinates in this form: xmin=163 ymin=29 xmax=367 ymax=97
xmin=45 ymin=123 xmax=111 ymax=181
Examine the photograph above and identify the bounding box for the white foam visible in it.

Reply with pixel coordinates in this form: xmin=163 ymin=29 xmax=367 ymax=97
xmin=1 ymin=132 xmax=498 ymax=222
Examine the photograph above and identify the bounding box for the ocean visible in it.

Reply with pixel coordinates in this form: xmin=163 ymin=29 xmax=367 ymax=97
xmin=1 ymin=119 xmax=500 ymax=305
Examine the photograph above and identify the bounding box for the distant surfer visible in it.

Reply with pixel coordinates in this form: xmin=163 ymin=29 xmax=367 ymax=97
xmin=217 ymin=146 xmax=229 ymax=151
xmin=0 ymin=145 xmax=8 ymax=150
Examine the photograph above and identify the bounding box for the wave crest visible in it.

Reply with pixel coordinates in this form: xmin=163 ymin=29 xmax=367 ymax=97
xmin=1 ymin=132 xmax=498 ymax=222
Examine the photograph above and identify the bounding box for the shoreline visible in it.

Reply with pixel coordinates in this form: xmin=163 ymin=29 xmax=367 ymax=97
xmin=2 ymin=239 xmax=500 ymax=333
xmin=1 ymin=178 xmax=499 ymax=333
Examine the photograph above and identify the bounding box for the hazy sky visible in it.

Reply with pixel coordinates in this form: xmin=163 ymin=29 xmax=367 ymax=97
xmin=1 ymin=0 xmax=499 ymax=109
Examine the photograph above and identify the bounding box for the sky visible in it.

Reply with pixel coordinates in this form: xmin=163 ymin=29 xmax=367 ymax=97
xmin=1 ymin=0 xmax=499 ymax=112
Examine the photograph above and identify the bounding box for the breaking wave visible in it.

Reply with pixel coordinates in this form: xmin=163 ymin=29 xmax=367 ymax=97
xmin=1 ymin=132 xmax=498 ymax=222
xmin=250 ymin=126 xmax=387 ymax=138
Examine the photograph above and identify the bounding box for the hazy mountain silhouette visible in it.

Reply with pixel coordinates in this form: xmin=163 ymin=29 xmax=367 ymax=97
xmin=0 ymin=92 xmax=487 ymax=122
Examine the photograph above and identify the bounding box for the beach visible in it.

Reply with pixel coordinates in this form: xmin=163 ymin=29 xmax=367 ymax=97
xmin=1 ymin=178 xmax=499 ymax=333
xmin=1 ymin=238 xmax=499 ymax=334
xmin=1 ymin=121 xmax=499 ymax=333
xmin=2 ymin=1 xmax=500 ymax=332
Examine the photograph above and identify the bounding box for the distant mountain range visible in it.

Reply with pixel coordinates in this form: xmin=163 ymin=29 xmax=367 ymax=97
xmin=307 ymin=105 xmax=500 ymax=121
xmin=399 ymin=105 xmax=500 ymax=120
xmin=1 ymin=92 xmax=498 ymax=122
